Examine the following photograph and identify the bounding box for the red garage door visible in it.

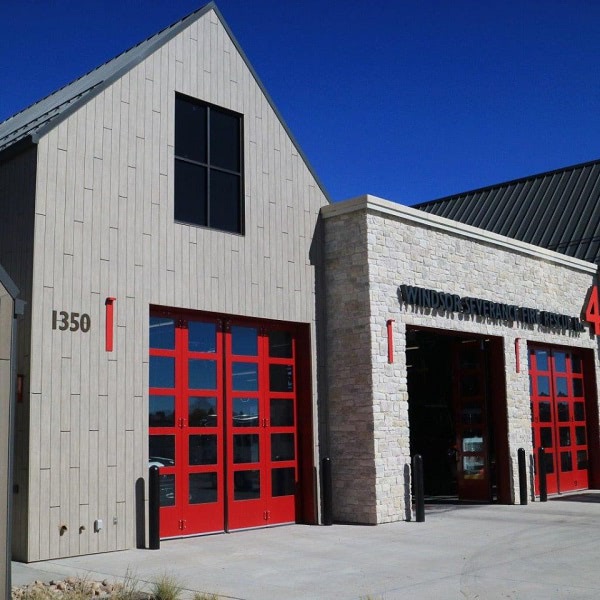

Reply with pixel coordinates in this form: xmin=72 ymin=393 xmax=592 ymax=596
xmin=149 ymin=312 xmax=302 ymax=537
xmin=530 ymin=346 xmax=589 ymax=495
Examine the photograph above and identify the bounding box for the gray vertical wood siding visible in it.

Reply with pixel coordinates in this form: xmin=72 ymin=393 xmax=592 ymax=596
xmin=0 ymin=147 xmax=36 ymax=561
xmin=23 ymin=8 xmax=327 ymax=560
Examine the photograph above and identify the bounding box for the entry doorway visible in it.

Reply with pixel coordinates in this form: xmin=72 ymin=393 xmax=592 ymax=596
xmin=148 ymin=310 xmax=314 ymax=538
xmin=407 ymin=328 xmax=510 ymax=503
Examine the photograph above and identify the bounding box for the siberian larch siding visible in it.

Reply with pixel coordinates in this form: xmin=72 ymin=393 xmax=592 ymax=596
xmin=0 ymin=147 xmax=36 ymax=561
xmin=25 ymin=8 xmax=327 ymax=560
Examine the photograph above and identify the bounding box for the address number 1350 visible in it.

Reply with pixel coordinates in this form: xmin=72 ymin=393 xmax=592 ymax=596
xmin=52 ymin=310 xmax=91 ymax=333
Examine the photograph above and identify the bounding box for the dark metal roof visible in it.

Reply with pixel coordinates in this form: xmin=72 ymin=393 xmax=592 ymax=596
xmin=415 ymin=159 xmax=600 ymax=265
xmin=0 ymin=2 xmax=331 ymax=201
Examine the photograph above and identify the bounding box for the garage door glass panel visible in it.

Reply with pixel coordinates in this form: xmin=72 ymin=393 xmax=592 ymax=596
xmin=574 ymin=402 xmax=585 ymax=420
xmin=150 ymin=317 xmax=175 ymax=349
xmin=188 ymin=322 xmax=217 ymax=353
xmin=272 ymin=468 xmax=295 ymax=496
xmin=559 ymin=427 xmax=571 ymax=447
xmin=234 ymin=471 xmax=260 ymax=500
xmin=535 ymin=350 xmax=549 ymax=370
xmin=558 ymin=402 xmax=569 ymax=422
xmin=150 ymin=357 xmax=175 ymax=388
xmin=189 ymin=359 xmax=217 ymax=390
xmin=573 ymin=380 xmax=583 ymax=397
xmin=577 ymin=451 xmax=588 ymax=469
xmin=269 ymin=331 xmax=293 ymax=358
xmin=232 ymin=326 xmax=258 ymax=356
xmin=576 ymin=426 xmax=586 ymax=445
xmin=232 ymin=398 xmax=258 ymax=427
xmin=554 ymin=353 xmax=567 ymax=372
xmin=150 ymin=435 xmax=176 ymax=466
xmin=270 ymin=365 xmax=293 ymax=392
xmin=233 ymin=434 xmax=259 ymax=463
xmin=150 ymin=395 xmax=175 ymax=427
xmin=537 ymin=376 xmax=550 ymax=396
xmin=160 ymin=475 xmax=176 ymax=506
xmin=561 ymin=451 xmax=573 ymax=471
xmin=232 ymin=363 xmax=258 ymax=391
xmin=189 ymin=435 xmax=217 ymax=465
xmin=271 ymin=434 xmax=295 ymax=461
xmin=539 ymin=402 xmax=551 ymax=422
xmin=188 ymin=397 xmax=217 ymax=427
xmin=189 ymin=473 xmax=217 ymax=504
xmin=541 ymin=427 xmax=553 ymax=448
xmin=270 ymin=399 xmax=294 ymax=426
xmin=556 ymin=378 xmax=568 ymax=397
xmin=572 ymin=356 xmax=582 ymax=373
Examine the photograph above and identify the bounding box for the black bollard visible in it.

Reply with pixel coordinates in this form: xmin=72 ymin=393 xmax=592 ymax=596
xmin=321 ymin=457 xmax=333 ymax=526
xmin=538 ymin=447 xmax=547 ymax=503
xmin=413 ymin=454 xmax=425 ymax=522
xmin=518 ymin=448 xmax=528 ymax=505
xmin=148 ymin=466 xmax=160 ymax=549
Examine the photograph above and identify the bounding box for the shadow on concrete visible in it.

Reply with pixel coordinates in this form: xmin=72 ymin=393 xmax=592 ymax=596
xmin=550 ymin=492 xmax=600 ymax=503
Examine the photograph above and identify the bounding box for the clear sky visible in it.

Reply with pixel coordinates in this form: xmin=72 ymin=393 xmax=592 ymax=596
xmin=2 ymin=1 xmax=600 ymax=204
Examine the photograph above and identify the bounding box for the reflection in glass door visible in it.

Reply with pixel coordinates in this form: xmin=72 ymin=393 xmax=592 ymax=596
xmin=149 ymin=312 xmax=300 ymax=537
xmin=529 ymin=347 xmax=588 ymax=495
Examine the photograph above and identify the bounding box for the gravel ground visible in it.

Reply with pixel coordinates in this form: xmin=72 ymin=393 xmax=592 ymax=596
xmin=11 ymin=577 xmax=152 ymax=598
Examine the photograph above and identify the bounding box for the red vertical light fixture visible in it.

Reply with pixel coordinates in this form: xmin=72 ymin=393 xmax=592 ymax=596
xmin=386 ymin=319 xmax=395 ymax=364
xmin=515 ymin=338 xmax=520 ymax=373
xmin=105 ymin=297 xmax=116 ymax=352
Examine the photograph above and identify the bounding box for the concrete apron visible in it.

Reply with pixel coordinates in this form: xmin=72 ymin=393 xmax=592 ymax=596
xmin=12 ymin=495 xmax=600 ymax=600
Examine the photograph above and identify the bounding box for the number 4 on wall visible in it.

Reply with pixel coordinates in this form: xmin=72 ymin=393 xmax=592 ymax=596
xmin=585 ymin=285 xmax=600 ymax=335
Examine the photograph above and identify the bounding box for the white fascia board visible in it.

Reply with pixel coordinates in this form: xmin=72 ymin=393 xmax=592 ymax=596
xmin=321 ymin=195 xmax=598 ymax=275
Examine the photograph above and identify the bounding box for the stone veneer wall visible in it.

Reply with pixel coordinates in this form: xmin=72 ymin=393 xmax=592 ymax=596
xmin=323 ymin=196 xmax=599 ymax=524
xmin=323 ymin=209 xmax=378 ymax=523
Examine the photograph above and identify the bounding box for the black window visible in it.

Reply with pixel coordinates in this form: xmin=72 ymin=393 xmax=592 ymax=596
xmin=175 ymin=94 xmax=243 ymax=234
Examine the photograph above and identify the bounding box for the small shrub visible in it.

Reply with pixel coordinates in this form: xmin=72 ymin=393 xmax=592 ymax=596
xmin=151 ymin=574 xmax=183 ymax=600
xmin=193 ymin=594 xmax=220 ymax=600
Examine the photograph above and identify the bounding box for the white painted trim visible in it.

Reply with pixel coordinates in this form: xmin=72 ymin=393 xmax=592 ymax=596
xmin=322 ymin=195 xmax=598 ymax=274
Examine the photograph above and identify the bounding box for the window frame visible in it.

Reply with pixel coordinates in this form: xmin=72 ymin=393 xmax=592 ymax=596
xmin=174 ymin=93 xmax=245 ymax=235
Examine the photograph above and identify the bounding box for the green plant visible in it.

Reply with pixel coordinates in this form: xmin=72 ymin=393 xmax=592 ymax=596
xmin=151 ymin=574 xmax=184 ymax=600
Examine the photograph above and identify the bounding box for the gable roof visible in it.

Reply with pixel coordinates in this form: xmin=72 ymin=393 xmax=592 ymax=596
xmin=414 ymin=158 xmax=600 ymax=265
xmin=0 ymin=2 xmax=331 ymax=201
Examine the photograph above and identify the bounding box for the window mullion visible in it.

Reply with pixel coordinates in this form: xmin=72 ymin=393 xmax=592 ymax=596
xmin=207 ymin=107 xmax=211 ymax=228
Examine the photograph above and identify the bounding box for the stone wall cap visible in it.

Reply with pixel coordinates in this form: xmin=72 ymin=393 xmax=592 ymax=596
xmin=321 ymin=195 xmax=598 ymax=275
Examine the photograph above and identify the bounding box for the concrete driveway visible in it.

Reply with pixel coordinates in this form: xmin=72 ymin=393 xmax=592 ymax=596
xmin=12 ymin=494 xmax=600 ymax=599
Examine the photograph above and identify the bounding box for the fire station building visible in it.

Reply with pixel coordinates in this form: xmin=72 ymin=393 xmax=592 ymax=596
xmin=0 ymin=2 xmax=598 ymax=563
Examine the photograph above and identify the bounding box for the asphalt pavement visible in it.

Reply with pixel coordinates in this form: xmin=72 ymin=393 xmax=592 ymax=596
xmin=12 ymin=493 xmax=600 ymax=599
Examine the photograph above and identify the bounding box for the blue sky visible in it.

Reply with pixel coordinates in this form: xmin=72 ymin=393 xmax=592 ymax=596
xmin=2 ymin=1 xmax=600 ymax=204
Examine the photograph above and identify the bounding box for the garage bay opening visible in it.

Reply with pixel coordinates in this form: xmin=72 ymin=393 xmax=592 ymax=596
xmin=407 ymin=328 xmax=510 ymax=504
